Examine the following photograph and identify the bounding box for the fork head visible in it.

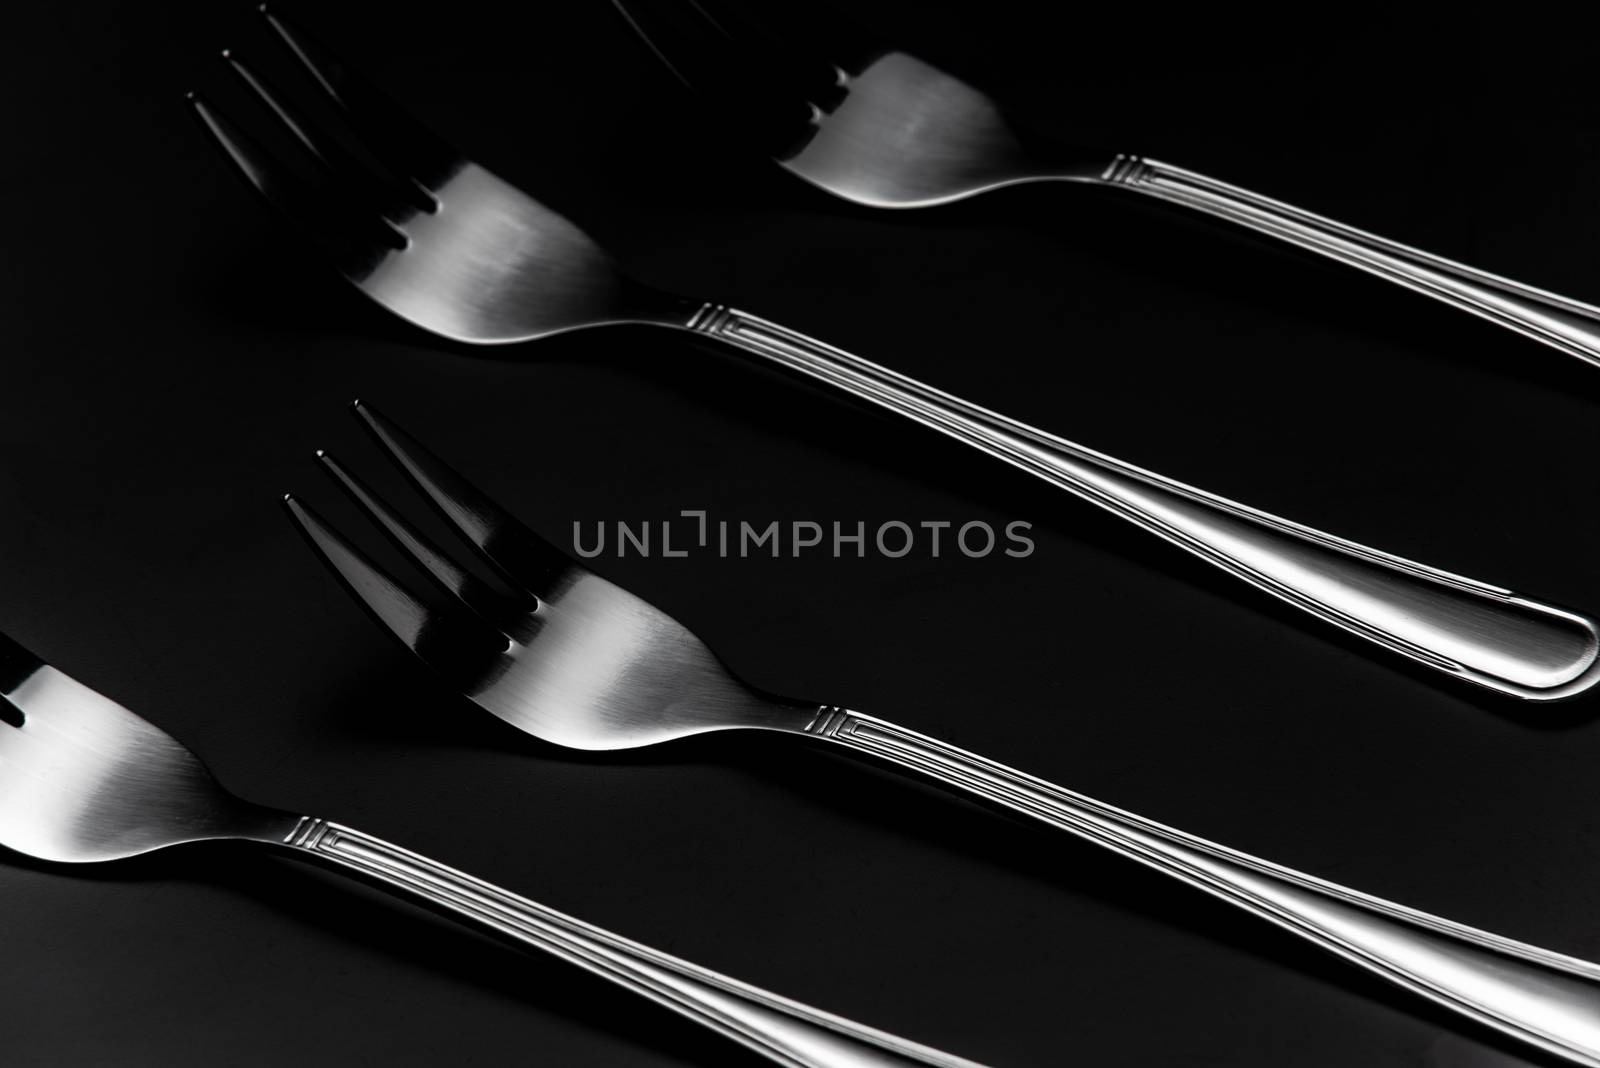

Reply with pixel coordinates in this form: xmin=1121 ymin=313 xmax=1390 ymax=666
xmin=191 ymin=7 xmax=673 ymax=344
xmin=612 ymin=0 xmax=1089 ymax=208
xmin=0 ymin=634 xmax=291 ymax=864
xmin=286 ymin=403 xmax=816 ymax=753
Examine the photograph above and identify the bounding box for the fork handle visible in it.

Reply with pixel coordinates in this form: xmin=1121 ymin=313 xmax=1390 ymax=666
xmin=1093 ymin=156 xmax=1600 ymax=366
xmin=683 ymin=305 xmax=1599 ymax=700
xmin=801 ymin=708 xmax=1600 ymax=1065
xmin=273 ymin=817 xmax=986 ymax=1068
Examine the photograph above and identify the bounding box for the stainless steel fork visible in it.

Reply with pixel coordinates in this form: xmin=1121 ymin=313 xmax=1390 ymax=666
xmin=0 ymin=629 xmax=988 ymax=1067
xmin=613 ymin=0 xmax=1600 ymax=373
xmin=292 ymin=401 xmax=1600 ymax=1067
xmin=187 ymin=8 xmax=1600 ymax=701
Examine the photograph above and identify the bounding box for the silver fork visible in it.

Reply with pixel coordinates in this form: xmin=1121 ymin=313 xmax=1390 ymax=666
xmin=187 ymin=8 xmax=1600 ymax=701
xmin=0 ymin=629 xmax=989 ymax=1067
xmin=613 ymin=0 xmax=1600 ymax=372
xmin=291 ymin=401 xmax=1600 ymax=1068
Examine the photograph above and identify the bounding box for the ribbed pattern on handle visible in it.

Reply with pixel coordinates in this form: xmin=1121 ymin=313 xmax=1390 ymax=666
xmin=814 ymin=711 xmax=1600 ymax=1066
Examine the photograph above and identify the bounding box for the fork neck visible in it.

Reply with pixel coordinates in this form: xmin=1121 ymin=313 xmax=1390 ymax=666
xmin=620 ymin=282 xmax=708 ymax=328
xmin=228 ymin=805 xmax=317 ymax=847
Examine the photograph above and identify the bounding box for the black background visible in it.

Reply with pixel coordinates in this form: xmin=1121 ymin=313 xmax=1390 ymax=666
xmin=6 ymin=1 xmax=1600 ymax=1064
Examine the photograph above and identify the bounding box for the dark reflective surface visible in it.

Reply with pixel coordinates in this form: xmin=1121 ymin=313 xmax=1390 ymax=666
xmin=7 ymin=0 xmax=1600 ymax=1066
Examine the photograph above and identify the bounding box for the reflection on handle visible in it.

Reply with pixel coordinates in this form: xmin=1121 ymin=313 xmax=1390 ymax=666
xmin=804 ymin=708 xmax=1600 ymax=1066
xmin=279 ymin=818 xmax=989 ymax=1068
xmin=689 ymin=305 xmax=1599 ymax=700
xmin=1099 ymin=155 xmax=1600 ymax=368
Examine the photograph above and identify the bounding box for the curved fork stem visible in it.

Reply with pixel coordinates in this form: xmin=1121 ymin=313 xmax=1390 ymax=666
xmin=799 ymin=708 xmax=1600 ymax=1065
xmin=263 ymin=818 xmax=985 ymax=1068
xmin=678 ymin=305 xmax=1599 ymax=700
xmin=1091 ymin=156 xmax=1600 ymax=367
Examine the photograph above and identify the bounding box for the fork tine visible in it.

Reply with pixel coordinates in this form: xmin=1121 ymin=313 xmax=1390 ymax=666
xmin=284 ymin=494 xmax=509 ymax=685
xmin=262 ymin=5 xmax=461 ymax=203
xmin=188 ymin=91 xmax=403 ymax=271
xmin=315 ymin=449 xmax=533 ymax=629
xmin=0 ymin=630 xmax=43 ymax=695
xmin=687 ymin=0 xmax=886 ymax=81
xmin=351 ymin=402 xmax=572 ymax=596
xmin=223 ymin=49 xmax=424 ymax=227
xmin=611 ymin=0 xmax=828 ymax=150
xmin=0 ymin=631 xmax=42 ymax=727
